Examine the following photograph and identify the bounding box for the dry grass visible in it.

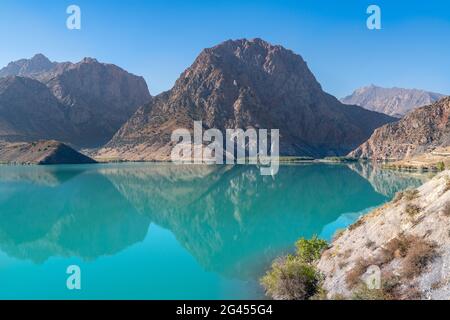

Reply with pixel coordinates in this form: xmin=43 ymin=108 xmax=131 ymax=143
xmin=382 ymin=235 xmax=412 ymax=260
xmin=348 ymin=218 xmax=364 ymax=231
xmin=332 ymin=229 xmax=345 ymax=242
xmin=345 ymin=258 xmax=375 ymax=289
xmin=431 ymin=280 xmax=446 ymax=290
xmin=393 ymin=191 xmax=405 ymax=204
xmin=338 ymin=260 xmax=349 ymax=270
xmin=351 ymin=273 xmax=402 ymax=300
xmin=442 ymin=202 xmax=450 ymax=217
xmin=330 ymin=293 xmax=347 ymax=300
xmin=445 ymin=176 xmax=450 ymax=193
xmin=365 ymin=240 xmax=376 ymax=249
xmin=403 ymin=189 xmax=419 ymax=201
xmin=345 ymin=235 xmax=438 ymax=295
xmin=381 ymin=235 xmax=437 ymax=279
xmin=405 ymin=204 xmax=422 ymax=218
xmin=400 ymin=238 xmax=437 ymax=279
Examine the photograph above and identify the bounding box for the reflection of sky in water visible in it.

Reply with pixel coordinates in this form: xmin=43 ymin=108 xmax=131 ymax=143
xmin=319 ymin=207 xmax=378 ymax=241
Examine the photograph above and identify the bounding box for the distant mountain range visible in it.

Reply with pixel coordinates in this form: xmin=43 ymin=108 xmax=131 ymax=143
xmin=97 ymin=38 xmax=394 ymax=160
xmin=0 ymin=54 xmax=151 ymax=148
xmin=341 ymin=85 xmax=446 ymax=118
xmin=7 ymin=40 xmax=448 ymax=165
xmin=349 ymin=96 xmax=450 ymax=160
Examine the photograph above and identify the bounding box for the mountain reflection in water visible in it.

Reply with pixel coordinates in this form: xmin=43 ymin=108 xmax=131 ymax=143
xmin=0 ymin=163 xmax=429 ymax=298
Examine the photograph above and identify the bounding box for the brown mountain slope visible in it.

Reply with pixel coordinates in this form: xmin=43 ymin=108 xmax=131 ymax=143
xmin=0 ymin=54 xmax=56 ymax=78
xmin=0 ymin=55 xmax=151 ymax=148
xmin=0 ymin=76 xmax=73 ymax=142
xmin=98 ymin=38 xmax=394 ymax=161
xmin=349 ymin=97 xmax=450 ymax=160
xmin=44 ymin=58 xmax=151 ymax=147
xmin=0 ymin=140 xmax=96 ymax=165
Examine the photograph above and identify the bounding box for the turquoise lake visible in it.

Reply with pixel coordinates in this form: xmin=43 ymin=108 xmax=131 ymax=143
xmin=0 ymin=163 xmax=429 ymax=299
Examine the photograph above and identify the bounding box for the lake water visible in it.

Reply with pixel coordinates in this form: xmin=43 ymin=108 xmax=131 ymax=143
xmin=0 ymin=163 xmax=429 ymax=299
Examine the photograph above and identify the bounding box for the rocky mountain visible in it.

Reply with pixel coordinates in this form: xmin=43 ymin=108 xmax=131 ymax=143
xmin=0 ymin=54 xmax=57 ymax=78
xmin=0 ymin=76 xmax=72 ymax=142
xmin=0 ymin=55 xmax=151 ymax=148
xmin=0 ymin=140 xmax=96 ymax=164
xmin=44 ymin=58 xmax=151 ymax=147
xmin=341 ymin=85 xmax=446 ymax=118
xmin=98 ymin=38 xmax=394 ymax=161
xmin=349 ymin=97 xmax=450 ymax=160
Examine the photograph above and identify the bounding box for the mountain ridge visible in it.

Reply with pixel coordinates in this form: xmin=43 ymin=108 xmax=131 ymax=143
xmin=97 ymin=38 xmax=395 ymax=161
xmin=349 ymin=96 xmax=450 ymax=160
xmin=341 ymin=85 xmax=446 ymax=118
xmin=0 ymin=54 xmax=151 ymax=148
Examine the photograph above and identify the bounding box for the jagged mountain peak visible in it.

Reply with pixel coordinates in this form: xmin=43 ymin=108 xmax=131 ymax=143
xmin=0 ymin=53 xmax=56 ymax=78
xmin=0 ymin=55 xmax=151 ymax=148
xmin=171 ymin=38 xmax=325 ymax=116
xmin=81 ymin=57 xmax=99 ymax=63
xmin=190 ymin=38 xmax=317 ymax=83
xmin=98 ymin=38 xmax=394 ymax=161
xmin=30 ymin=53 xmax=51 ymax=63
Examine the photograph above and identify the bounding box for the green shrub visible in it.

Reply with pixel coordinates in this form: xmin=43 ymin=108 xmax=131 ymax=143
xmin=295 ymin=236 xmax=328 ymax=263
xmin=436 ymin=162 xmax=446 ymax=171
xmin=261 ymin=255 xmax=321 ymax=300
xmin=261 ymin=236 xmax=328 ymax=300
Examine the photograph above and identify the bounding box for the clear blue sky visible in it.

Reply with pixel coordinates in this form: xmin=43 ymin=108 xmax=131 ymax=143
xmin=1 ymin=0 xmax=449 ymax=97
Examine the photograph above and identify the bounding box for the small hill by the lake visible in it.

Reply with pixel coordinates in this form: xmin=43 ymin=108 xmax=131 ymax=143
xmin=0 ymin=140 xmax=96 ymax=165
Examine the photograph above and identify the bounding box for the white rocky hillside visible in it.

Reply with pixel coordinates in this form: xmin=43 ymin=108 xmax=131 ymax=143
xmin=317 ymin=170 xmax=450 ymax=299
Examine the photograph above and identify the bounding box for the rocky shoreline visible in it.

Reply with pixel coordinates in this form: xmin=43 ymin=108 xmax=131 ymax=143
xmin=262 ymin=170 xmax=450 ymax=300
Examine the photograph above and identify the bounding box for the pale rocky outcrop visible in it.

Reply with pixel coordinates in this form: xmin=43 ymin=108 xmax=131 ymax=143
xmin=317 ymin=170 xmax=450 ymax=299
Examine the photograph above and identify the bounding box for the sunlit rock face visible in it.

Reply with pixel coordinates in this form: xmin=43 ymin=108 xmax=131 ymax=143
xmin=350 ymin=97 xmax=450 ymax=160
xmin=99 ymin=38 xmax=394 ymax=161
